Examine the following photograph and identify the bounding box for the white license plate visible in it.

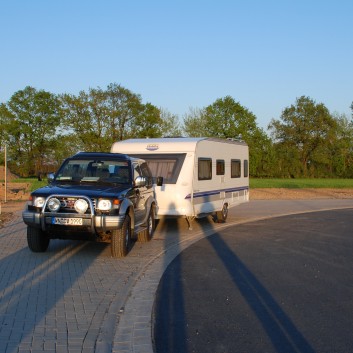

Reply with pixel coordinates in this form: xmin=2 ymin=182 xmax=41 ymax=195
xmin=52 ymin=217 xmax=83 ymax=226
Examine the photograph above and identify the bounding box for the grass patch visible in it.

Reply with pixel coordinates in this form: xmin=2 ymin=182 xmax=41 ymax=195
xmin=250 ymin=178 xmax=353 ymax=189
xmin=4 ymin=177 xmax=353 ymax=191
xmin=3 ymin=178 xmax=47 ymax=192
xmin=28 ymin=180 xmax=48 ymax=192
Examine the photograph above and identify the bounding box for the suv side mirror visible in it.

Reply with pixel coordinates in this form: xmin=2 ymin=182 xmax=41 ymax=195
xmin=47 ymin=173 xmax=55 ymax=183
xmin=156 ymin=176 xmax=163 ymax=186
xmin=135 ymin=176 xmax=146 ymax=187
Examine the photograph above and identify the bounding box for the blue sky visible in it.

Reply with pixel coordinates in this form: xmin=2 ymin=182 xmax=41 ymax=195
xmin=1 ymin=0 xmax=352 ymax=130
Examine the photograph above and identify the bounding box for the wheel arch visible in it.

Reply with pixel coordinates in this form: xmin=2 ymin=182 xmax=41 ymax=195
xmin=119 ymin=198 xmax=135 ymax=230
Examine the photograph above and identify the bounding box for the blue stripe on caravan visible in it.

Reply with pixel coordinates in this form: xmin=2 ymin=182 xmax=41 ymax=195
xmin=185 ymin=186 xmax=249 ymax=199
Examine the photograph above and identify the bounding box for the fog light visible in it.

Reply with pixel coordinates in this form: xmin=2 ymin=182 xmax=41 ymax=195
xmin=48 ymin=198 xmax=61 ymax=212
xmin=74 ymin=199 xmax=88 ymax=214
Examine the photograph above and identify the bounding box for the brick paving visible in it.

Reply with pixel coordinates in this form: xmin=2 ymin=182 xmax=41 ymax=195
xmin=0 ymin=210 xmax=153 ymax=353
xmin=1 ymin=200 xmax=352 ymax=353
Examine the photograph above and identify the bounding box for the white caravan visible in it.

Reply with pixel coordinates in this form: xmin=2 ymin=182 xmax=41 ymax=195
xmin=111 ymin=137 xmax=249 ymax=228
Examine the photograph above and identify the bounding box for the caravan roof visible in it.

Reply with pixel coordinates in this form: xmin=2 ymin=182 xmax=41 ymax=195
xmin=111 ymin=137 xmax=247 ymax=154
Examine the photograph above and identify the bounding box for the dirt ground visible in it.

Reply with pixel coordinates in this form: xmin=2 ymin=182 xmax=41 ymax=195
xmin=250 ymin=188 xmax=353 ymax=200
xmin=2 ymin=188 xmax=353 ymax=228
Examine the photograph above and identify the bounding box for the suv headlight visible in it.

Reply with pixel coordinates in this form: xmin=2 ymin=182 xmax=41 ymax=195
xmin=97 ymin=199 xmax=120 ymax=211
xmin=33 ymin=196 xmax=46 ymax=208
xmin=97 ymin=199 xmax=112 ymax=211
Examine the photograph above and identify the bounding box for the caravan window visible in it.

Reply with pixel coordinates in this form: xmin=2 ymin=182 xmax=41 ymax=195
xmin=244 ymin=159 xmax=249 ymax=178
xmin=127 ymin=154 xmax=186 ymax=184
xmin=231 ymin=159 xmax=241 ymax=178
xmin=198 ymin=158 xmax=212 ymax=180
xmin=216 ymin=160 xmax=225 ymax=175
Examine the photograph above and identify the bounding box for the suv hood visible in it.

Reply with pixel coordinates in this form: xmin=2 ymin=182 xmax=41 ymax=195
xmin=32 ymin=183 xmax=131 ymax=199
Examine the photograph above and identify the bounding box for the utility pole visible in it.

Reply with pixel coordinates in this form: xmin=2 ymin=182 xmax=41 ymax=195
xmin=4 ymin=144 xmax=7 ymax=203
xmin=0 ymin=144 xmax=5 ymax=213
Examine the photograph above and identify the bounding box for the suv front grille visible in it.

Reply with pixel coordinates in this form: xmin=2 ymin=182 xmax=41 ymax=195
xmin=44 ymin=196 xmax=96 ymax=214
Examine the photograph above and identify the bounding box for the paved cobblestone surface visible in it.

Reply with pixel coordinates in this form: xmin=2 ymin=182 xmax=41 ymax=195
xmin=1 ymin=200 xmax=352 ymax=353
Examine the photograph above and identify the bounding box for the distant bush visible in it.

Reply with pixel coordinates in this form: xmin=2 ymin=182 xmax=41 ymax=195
xmin=250 ymin=178 xmax=353 ymax=188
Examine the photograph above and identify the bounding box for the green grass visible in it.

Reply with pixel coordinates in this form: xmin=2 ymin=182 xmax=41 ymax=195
xmin=3 ymin=177 xmax=353 ymax=191
xmin=3 ymin=178 xmax=47 ymax=192
xmin=28 ymin=177 xmax=353 ymax=189
xmin=250 ymin=178 xmax=353 ymax=189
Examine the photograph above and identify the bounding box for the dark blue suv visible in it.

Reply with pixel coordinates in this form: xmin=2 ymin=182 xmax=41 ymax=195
xmin=22 ymin=152 xmax=159 ymax=257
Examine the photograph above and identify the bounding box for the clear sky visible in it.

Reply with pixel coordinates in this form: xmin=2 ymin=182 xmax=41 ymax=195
xmin=1 ymin=0 xmax=352 ymax=130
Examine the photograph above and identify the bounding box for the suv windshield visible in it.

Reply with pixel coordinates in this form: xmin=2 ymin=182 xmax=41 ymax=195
xmin=55 ymin=159 xmax=131 ymax=184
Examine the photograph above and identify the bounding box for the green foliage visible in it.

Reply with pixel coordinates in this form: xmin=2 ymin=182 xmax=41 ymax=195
xmin=269 ymin=96 xmax=338 ymax=177
xmin=1 ymin=85 xmax=353 ymax=179
xmin=133 ymin=103 xmax=163 ymax=138
xmin=160 ymin=109 xmax=182 ymax=137
xmin=183 ymin=96 xmax=273 ymax=177
xmin=330 ymin=113 xmax=353 ymax=177
xmin=182 ymin=107 xmax=207 ymax=137
xmin=61 ymin=85 xmax=123 ymax=151
xmin=268 ymin=96 xmax=353 ymax=178
xmin=0 ymin=83 xmax=185 ymax=176
xmin=0 ymin=86 xmax=62 ymax=176
xmin=60 ymin=83 xmax=165 ymax=152
xmin=250 ymin=178 xmax=353 ymax=189
xmin=202 ymin=96 xmax=258 ymax=140
xmin=10 ymin=178 xmax=48 ymax=191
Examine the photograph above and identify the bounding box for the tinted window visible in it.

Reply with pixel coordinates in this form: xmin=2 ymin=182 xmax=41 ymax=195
xmin=216 ymin=160 xmax=225 ymax=175
xmin=128 ymin=154 xmax=186 ymax=184
xmin=244 ymin=160 xmax=249 ymax=178
xmin=140 ymin=162 xmax=153 ymax=186
xmin=198 ymin=158 xmax=212 ymax=180
xmin=231 ymin=159 xmax=241 ymax=178
xmin=56 ymin=159 xmax=131 ymax=184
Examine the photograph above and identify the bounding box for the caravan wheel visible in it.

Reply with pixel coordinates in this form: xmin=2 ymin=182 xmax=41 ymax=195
xmin=215 ymin=204 xmax=228 ymax=223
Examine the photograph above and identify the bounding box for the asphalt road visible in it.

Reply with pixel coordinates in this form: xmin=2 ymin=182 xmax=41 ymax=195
xmin=1 ymin=199 xmax=353 ymax=353
xmin=153 ymin=208 xmax=353 ymax=353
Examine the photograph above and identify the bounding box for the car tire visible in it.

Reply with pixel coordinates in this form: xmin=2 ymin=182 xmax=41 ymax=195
xmin=111 ymin=215 xmax=131 ymax=258
xmin=27 ymin=226 xmax=50 ymax=252
xmin=215 ymin=203 xmax=228 ymax=223
xmin=138 ymin=206 xmax=155 ymax=242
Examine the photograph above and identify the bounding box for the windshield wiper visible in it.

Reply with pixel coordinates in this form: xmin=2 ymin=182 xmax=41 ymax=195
xmin=80 ymin=177 xmax=100 ymax=182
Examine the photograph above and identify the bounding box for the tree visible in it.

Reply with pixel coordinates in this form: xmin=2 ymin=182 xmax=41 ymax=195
xmin=61 ymin=83 xmax=162 ymax=151
xmin=183 ymin=96 xmax=272 ymax=176
xmin=330 ymin=113 xmax=353 ymax=177
xmin=183 ymin=107 xmax=207 ymax=137
xmin=133 ymin=103 xmax=164 ymax=138
xmin=202 ymin=96 xmax=259 ymax=141
xmin=0 ymin=86 xmax=62 ymax=176
xmin=269 ymin=96 xmax=337 ymax=177
xmin=0 ymin=103 xmax=8 ymax=165
xmin=61 ymin=87 xmax=111 ymax=151
xmin=159 ymin=109 xmax=182 ymax=137
xmin=105 ymin=83 xmax=145 ymax=141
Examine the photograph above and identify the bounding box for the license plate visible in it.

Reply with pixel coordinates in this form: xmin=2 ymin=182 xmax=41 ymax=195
xmin=52 ymin=217 xmax=83 ymax=226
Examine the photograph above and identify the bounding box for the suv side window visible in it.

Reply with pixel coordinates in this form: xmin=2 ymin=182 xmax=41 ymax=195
xmin=140 ymin=162 xmax=152 ymax=187
xmin=133 ymin=163 xmax=142 ymax=180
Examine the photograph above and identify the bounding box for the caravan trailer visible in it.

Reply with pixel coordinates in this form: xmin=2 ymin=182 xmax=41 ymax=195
xmin=111 ymin=138 xmax=249 ymax=228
